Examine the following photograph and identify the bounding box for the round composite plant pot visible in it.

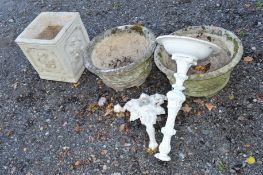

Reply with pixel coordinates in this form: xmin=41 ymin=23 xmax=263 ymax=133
xmin=84 ymin=25 xmax=156 ymax=91
xmin=154 ymin=26 xmax=243 ymax=97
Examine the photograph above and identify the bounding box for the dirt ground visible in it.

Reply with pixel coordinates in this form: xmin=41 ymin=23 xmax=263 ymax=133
xmin=0 ymin=0 xmax=263 ymax=174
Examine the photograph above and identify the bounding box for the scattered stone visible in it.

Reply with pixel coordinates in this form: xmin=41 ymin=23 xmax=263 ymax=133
xmin=187 ymin=126 xmax=194 ymax=133
xmin=102 ymin=164 xmax=107 ymax=172
xmin=98 ymin=97 xmax=107 ymax=106
xmin=238 ymin=116 xmax=246 ymax=121
xmin=201 ymin=129 xmax=209 ymax=135
xmin=124 ymin=143 xmax=131 ymax=147
xmin=230 ymin=169 xmax=236 ymax=173
xmin=179 ymin=152 xmax=185 ymax=160
xmin=8 ymin=19 xmax=14 ymax=23
xmin=247 ymin=103 xmax=253 ymax=108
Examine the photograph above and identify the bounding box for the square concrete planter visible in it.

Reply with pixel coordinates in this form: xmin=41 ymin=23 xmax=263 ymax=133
xmin=15 ymin=12 xmax=90 ymax=83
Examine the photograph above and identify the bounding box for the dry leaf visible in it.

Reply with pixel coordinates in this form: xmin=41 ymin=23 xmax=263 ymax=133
xmin=146 ymin=147 xmax=157 ymax=155
xmin=246 ymin=156 xmax=256 ymax=165
xmin=205 ymin=103 xmax=216 ymax=111
xmin=121 ymin=95 xmax=129 ymax=102
xmin=101 ymin=149 xmax=108 ymax=155
xmin=196 ymin=111 xmax=203 ymax=116
xmin=116 ymin=111 xmax=126 ymax=118
xmin=244 ymin=144 xmax=251 ymax=148
xmin=120 ymin=137 xmax=126 ymax=145
xmin=243 ymin=56 xmax=254 ymax=63
xmin=72 ymin=83 xmax=80 ymax=88
xmin=74 ymin=123 xmax=83 ymax=134
xmin=228 ymin=95 xmax=235 ymax=100
xmin=6 ymin=130 xmax=14 ymax=137
xmin=74 ymin=160 xmax=81 ymax=166
xmin=193 ymin=63 xmax=211 ymax=73
xmin=124 ymin=124 xmax=129 ymax=134
xmin=182 ymin=104 xmax=192 ymax=113
xmin=257 ymin=93 xmax=263 ymax=103
xmin=88 ymin=103 xmax=98 ymax=112
xmin=193 ymin=99 xmax=205 ymax=106
xmin=76 ymin=108 xmax=86 ymax=117
xmin=104 ymin=103 xmax=114 ymax=116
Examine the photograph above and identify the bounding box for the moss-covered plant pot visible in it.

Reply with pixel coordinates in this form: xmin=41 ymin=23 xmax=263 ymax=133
xmin=154 ymin=26 xmax=243 ymax=97
xmin=85 ymin=25 xmax=156 ymax=91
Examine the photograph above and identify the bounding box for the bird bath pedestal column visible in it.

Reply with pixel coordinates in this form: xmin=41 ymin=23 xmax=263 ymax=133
xmin=154 ymin=36 xmax=221 ymax=161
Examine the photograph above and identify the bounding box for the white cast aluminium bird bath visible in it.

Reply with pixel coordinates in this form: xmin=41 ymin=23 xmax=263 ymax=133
xmin=154 ymin=35 xmax=221 ymax=161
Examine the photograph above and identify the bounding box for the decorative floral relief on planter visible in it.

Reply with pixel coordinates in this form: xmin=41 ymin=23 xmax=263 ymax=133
xmin=65 ymin=27 xmax=86 ymax=75
xmin=15 ymin=12 xmax=90 ymax=83
xmin=26 ymin=48 xmax=63 ymax=73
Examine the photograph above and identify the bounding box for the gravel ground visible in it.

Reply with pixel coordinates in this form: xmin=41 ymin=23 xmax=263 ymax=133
xmin=1 ymin=0 xmax=263 ymax=174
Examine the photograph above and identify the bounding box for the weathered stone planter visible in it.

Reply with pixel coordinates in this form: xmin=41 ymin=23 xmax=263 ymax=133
xmin=85 ymin=25 xmax=156 ymax=91
xmin=15 ymin=12 xmax=90 ymax=83
xmin=154 ymin=26 xmax=243 ymax=97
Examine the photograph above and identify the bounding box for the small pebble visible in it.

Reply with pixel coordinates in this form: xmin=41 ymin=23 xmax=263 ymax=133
xmin=98 ymin=97 xmax=107 ymax=106
xmin=251 ymin=46 xmax=256 ymax=51
xmin=202 ymin=129 xmax=209 ymax=135
xmin=247 ymin=103 xmax=253 ymax=108
xmin=230 ymin=169 xmax=236 ymax=173
xmin=187 ymin=126 xmax=194 ymax=133
xmin=179 ymin=152 xmax=185 ymax=160
xmin=238 ymin=116 xmax=245 ymax=121
xmin=124 ymin=143 xmax=131 ymax=147
xmin=8 ymin=19 xmax=14 ymax=23
xmin=102 ymin=165 xmax=107 ymax=172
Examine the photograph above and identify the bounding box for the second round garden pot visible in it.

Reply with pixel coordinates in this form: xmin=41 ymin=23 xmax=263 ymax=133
xmin=84 ymin=25 xmax=156 ymax=91
xmin=154 ymin=26 xmax=243 ymax=97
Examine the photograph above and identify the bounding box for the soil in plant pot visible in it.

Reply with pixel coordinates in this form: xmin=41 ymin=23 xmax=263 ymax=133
xmin=36 ymin=25 xmax=62 ymax=40
xmin=108 ymin=56 xmax=133 ymax=69
xmin=91 ymin=32 xmax=150 ymax=69
xmin=160 ymin=33 xmax=232 ymax=75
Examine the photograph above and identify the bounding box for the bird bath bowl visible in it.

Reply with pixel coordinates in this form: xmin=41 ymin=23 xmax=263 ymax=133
xmin=156 ymin=35 xmax=221 ymax=60
xmin=154 ymin=35 xmax=222 ymax=161
xmin=154 ymin=26 xmax=243 ymax=97
xmin=84 ymin=25 xmax=156 ymax=91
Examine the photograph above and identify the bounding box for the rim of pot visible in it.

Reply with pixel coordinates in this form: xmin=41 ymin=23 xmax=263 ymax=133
xmin=154 ymin=25 xmax=243 ymax=81
xmin=84 ymin=25 xmax=156 ymax=75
